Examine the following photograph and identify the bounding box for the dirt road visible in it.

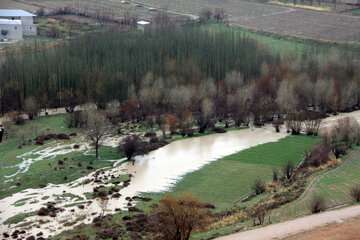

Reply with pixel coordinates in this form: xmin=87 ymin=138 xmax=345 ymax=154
xmin=283 ymin=217 xmax=360 ymax=240
xmin=216 ymin=205 xmax=360 ymax=240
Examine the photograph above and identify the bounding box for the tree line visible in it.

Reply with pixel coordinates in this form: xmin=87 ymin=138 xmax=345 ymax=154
xmin=0 ymin=24 xmax=359 ymax=129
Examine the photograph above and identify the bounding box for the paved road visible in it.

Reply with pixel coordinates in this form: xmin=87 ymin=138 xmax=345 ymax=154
xmin=216 ymin=205 xmax=360 ymax=240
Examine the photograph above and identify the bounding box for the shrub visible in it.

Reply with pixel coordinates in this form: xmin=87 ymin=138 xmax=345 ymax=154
xmin=272 ymin=169 xmax=279 ymax=182
xmin=11 ymin=113 xmax=25 ymax=125
xmin=350 ymin=185 xmax=360 ymax=202
xmin=321 ymin=117 xmax=360 ymax=156
xmin=249 ymin=205 xmax=267 ymax=226
xmin=303 ymin=144 xmax=331 ymax=168
xmin=65 ymin=111 xmax=87 ymax=128
xmin=120 ymin=135 xmax=141 ymax=161
xmin=309 ymin=195 xmax=326 ymax=213
xmin=282 ymin=161 xmax=295 ymax=180
xmin=252 ymin=179 xmax=266 ymax=195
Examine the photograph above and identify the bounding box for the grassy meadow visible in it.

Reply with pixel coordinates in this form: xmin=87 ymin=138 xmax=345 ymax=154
xmin=0 ymin=115 xmax=123 ymax=199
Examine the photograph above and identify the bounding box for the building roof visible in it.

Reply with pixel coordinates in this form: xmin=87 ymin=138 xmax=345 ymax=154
xmin=0 ymin=9 xmax=36 ymax=17
xmin=137 ymin=20 xmax=150 ymax=25
xmin=0 ymin=19 xmax=22 ymax=25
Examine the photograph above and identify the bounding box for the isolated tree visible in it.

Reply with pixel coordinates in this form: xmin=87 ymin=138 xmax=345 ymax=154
xmin=24 ymin=97 xmax=40 ymax=120
xmin=98 ymin=195 xmax=109 ymax=217
xmin=120 ymin=135 xmax=141 ymax=162
xmin=249 ymin=205 xmax=267 ymax=226
xmin=151 ymin=194 xmax=211 ymax=240
xmin=85 ymin=111 xmax=111 ymax=159
xmin=276 ymin=80 xmax=298 ymax=114
xmin=198 ymin=98 xmax=214 ymax=133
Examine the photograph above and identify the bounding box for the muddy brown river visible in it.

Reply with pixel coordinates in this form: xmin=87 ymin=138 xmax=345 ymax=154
xmin=0 ymin=126 xmax=287 ymax=237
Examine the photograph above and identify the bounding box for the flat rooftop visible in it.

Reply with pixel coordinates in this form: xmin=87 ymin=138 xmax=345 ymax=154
xmin=0 ymin=19 xmax=22 ymax=25
xmin=0 ymin=9 xmax=36 ymax=17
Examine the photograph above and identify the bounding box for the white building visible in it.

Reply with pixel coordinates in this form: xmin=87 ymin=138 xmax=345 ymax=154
xmin=0 ymin=9 xmax=37 ymax=36
xmin=0 ymin=19 xmax=22 ymax=41
xmin=137 ymin=20 xmax=150 ymax=31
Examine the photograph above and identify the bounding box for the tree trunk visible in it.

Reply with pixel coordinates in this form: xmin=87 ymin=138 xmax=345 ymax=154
xmin=96 ymin=140 xmax=99 ymax=159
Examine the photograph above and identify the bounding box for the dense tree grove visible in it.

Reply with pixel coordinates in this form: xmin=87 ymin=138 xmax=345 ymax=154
xmin=1 ymin=24 xmax=359 ymax=128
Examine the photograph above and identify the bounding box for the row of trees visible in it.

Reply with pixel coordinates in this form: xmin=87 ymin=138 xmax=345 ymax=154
xmin=1 ymin=24 xmax=359 ymax=129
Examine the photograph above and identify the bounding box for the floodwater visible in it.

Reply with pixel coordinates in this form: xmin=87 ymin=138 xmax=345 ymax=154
xmin=2 ymin=110 xmax=360 ymax=237
xmin=0 ymin=126 xmax=287 ymax=237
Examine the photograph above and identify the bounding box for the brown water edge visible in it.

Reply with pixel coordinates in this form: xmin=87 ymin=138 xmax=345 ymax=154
xmin=0 ymin=126 xmax=287 ymax=238
xmin=2 ymin=109 xmax=360 ymax=239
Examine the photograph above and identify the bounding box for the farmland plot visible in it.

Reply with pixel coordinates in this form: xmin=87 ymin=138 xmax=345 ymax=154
xmin=136 ymin=0 xmax=360 ymax=42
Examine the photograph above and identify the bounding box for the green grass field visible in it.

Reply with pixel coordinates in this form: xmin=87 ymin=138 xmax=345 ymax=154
xmin=144 ymin=135 xmax=318 ymax=212
xmin=270 ymin=147 xmax=360 ymax=222
xmin=0 ymin=115 xmax=123 ymax=199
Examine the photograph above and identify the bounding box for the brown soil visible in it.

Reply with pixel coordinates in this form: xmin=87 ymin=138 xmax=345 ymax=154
xmin=283 ymin=217 xmax=360 ymax=240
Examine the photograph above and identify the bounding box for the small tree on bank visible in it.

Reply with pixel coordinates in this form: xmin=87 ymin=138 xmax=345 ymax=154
xmin=150 ymin=194 xmax=212 ymax=240
xmin=120 ymin=135 xmax=141 ymax=162
xmin=85 ymin=111 xmax=111 ymax=159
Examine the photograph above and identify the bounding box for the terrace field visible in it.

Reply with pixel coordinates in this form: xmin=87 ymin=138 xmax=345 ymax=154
xmin=270 ymin=147 xmax=360 ymax=223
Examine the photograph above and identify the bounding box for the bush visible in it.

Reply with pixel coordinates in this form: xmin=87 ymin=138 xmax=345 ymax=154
xmin=350 ymin=185 xmax=360 ymax=202
xmin=11 ymin=113 xmax=25 ymax=125
xmin=309 ymin=195 xmax=326 ymax=213
xmin=303 ymin=144 xmax=331 ymax=168
xmin=252 ymin=179 xmax=266 ymax=195
xmin=65 ymin=111 xmax=87 ymax=128
xmin=272 ymin=169 xmax=279 ymax=182
xmin=120 ymin=135 xmax=141 ymax=161
xmin=282 ymin=161 xmax=295 ymax=180
xmin=322 ymin=117 xmax=360 ymax=156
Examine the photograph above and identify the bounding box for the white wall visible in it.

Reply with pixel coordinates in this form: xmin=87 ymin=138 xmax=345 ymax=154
xmin=0 ymin=23 xmax=23 ymax=41
xmin=21 ymin=16 xmax=37 ymax=36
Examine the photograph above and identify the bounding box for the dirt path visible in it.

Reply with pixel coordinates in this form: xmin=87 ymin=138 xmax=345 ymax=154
xmin=282 ymin=217 xmax=360 ymax=240
xmin=216 ymin=205 xmax=360 ymax=240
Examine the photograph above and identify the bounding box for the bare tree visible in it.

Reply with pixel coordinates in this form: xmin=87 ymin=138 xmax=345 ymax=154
xmin=151 ymin=194 xmax=212 ymax=240
xmin=85 ymin=111 xmax=111 ymax=159
xmin=24 ymin=97 xmax=40 ymax=120
xmin=276 ymin=80 xmax=298 ymax=114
